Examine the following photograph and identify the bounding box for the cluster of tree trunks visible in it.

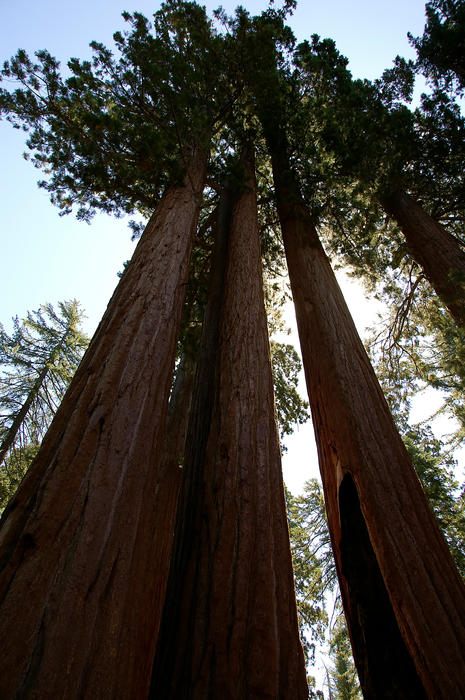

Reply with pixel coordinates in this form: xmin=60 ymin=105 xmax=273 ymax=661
xmin=0 ymin=148 xmax=308 ymax=698
xmin=1 ymin=136 xmax=465 ymax=700
xmin=151 ymin=155 xmax=307 ymax=697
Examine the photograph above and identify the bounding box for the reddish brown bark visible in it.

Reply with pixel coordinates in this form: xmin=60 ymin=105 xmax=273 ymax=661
xmin=151 ymin=157 xmax=308 ymax=698
xmin=381 ymin=188 xmax=465 ymax=328
xmin=140 ymin=351 xmax=196 ymax=650
xmin=0 ymin=147 xmax=207 ymax=699
xmin=271 ymin=155 xmax=465 ymax=697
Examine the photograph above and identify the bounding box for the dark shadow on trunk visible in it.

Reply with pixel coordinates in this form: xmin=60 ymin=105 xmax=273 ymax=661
xmin=149 ymin=182 xmax=233 ymax=697
xmin=339 ymin=473 xmax=427 ymax=699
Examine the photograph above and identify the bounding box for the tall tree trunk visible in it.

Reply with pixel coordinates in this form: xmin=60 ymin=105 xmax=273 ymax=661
xmin=380 ymin=187 xmax=465 ymax=327
xmin=151 ymin=154 xmax=308 ymax=698
xmin=268 ymin=138 xmax=465 ymax=698
xmin=138 ymin=349 xmax=196 ymax=654
xmin=0 ymin=145 xmax=208 ymax=700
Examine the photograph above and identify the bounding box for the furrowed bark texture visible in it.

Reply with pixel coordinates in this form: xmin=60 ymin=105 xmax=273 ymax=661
xmin=270 ymin=147 xmax=465 ymax=697
xmin=0 ymin=147 xmax=207 ymax=700
xmin=141 ymin=351 xmax=196 ymax=651
xmin=151 ymin=158 xmax=308 ymax=698
xmin=381 ymin=188 xmax=465 ymax=328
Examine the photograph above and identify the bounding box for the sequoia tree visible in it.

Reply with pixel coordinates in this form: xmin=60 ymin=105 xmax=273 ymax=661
xmin=408 ymin=0 xmax=465 ymax=94
xmin=291 ymin=25 xmax=465 ymax=438
xmin=0 ymin=7 xmax=313 ymax=693
xmin=245 ymin=10 xmax=465 ymax=696
xmin=2 ymin=2 xmax=465 ymax=697
xmin=292 ymin=35 xmax=465 ymax=329
xmin=0 ymin=145 xmax=208 ymax=698
xmin=151 ymin=150 xmax=308 ymax=697
xmin=0 ymin=3 xmax=224 ymax=695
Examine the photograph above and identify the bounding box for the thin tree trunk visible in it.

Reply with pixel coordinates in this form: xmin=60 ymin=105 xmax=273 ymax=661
xmin=267 ymin=133 xmax=465 ymax=697
xmin=151 ymin=153 xmax=308 ymax=698
xmin=0 ymin=330 xmax=69 ymax=465
xmin=0 ymin=145 xmax=208 ymax=699
xmin=381 ymin=187 xmax=465 ymax=327
xmin=136 ymin=350 xmax=196 ymax=656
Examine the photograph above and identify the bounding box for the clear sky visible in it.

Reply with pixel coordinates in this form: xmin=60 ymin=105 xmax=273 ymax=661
xmin=0 ymin=0 xmax=430 ymax=492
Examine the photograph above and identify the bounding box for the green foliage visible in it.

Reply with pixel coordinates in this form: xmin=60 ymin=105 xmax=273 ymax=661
xmin=327 ymin=614 xmax=361 ymax=700
xmin=292 ymin=36 xmax=416 ymax=196
xmin=286 ymin=480 xmax=336 ymax=667
xmin=368 ymin=265 xmax=465 ymax=440
xmin=0 ymin=444 xmax=39 ymax=514
xmin=271 ymin=341 xmax=310 ymax=446
xmin=409 ymin=0 xmax=465 ymax=94
xmin=0 ymin=300 xmax=88 ymax=510
xmin=0 ymin=1 xmax=230 ymax=220
xmin=412 ymin=89 xmax=465 ymax=234
xmin=286 ymin=479 xmax=361 ymax=697
xmin=291 ymin=31 xmax=465 ymax=269
xmin=404 ymin=424 xmax=465 ymax=577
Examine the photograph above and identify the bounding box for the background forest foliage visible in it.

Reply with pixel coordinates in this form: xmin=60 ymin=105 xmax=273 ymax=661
xmin=0 ymin=301 xmax=88 ymax=511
